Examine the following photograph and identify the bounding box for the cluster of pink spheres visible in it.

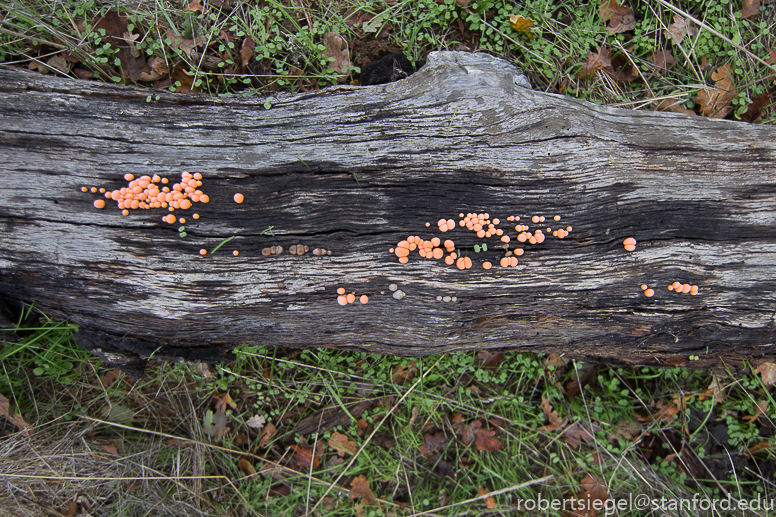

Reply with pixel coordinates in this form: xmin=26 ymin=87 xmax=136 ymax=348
xmin=82 ymin=171 xmax=209 ymax=217
xmin=668 ymin=281 xmax=699 ymax=295
xmin=336 ymin=287 xmax=368 ymax=305
xmin=391 ymin=212 xmax=571 ymax=269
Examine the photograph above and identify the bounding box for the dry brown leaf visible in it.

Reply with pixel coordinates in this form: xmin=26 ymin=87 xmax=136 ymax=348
xmin=747 ymin=442 xmax=772 ymax=455
xmin=650 ymin=397 xmax=684 ymax=423
xmin=707 ymin=376 xmax=727 ymax=402
xmin=665 ymin=14 xmax=696 ymax=46
xmin=540 ymin=396 xmax=568 ymax=431
xmin=241 ymin=36 xmax=256 ymax=71
xmin=290 ymin=443 xmax=320 ymax=469
xmin=329 ymin=432 xmax=358 ymax=457
xmin=63 ymin=501 xmax=78 ymax=517
xmin=598 ymin=0 xmax=635 ymax=35
xmin=569 ymin=473 xmax=609 ymax=516
xmin=420 ymin=431 xmax=448 ymax=457
xmin=655 ymin=98 xmax=695 ymax=115
xmin=477 ymin=486 xmax=497 ymax=509
xmin=165 ymin=438 xmax=193 ymax=448
xmin=392 ymin=363 xmax=416 ymax=385
xmin=46 ymin=54 xmax=71 ymax=74
xmin=238 ymin=458 xmax=257 ymax=478
xmin=473 ymin=427 xmax=502 ymax=452
xmin=696 ymin=64 xmax=736 ymax=118
xmin=96 ymin=368 xmax=122 ymax=388
xmin=165 ymin=30 xmax=208 ymax=60
xmin=214 ymin=393 xmax=237 ymax=412
xmin=740 ymin=0 xmax=761 ymax=18
xmin=607 ymin=419 xmax=641 ymax=443
xmin=186 ymin=0 xmax=205 ymax=13
xmin=650 ymin=49 xmax=675 ymax=71
xmin=98 ymin=442 xmax=118 ymax=455
xmin=578 ymin=47 xmax=612 ymax=80
xmin=0 ymin=393 xmax=33 ymax=437
xmin=350 ymin=475 xmax=377 ymax=505
xmin=563 ymin=421 xmax=601 ymax=449
xmin=325 ymin=32 xmax=352 ymax=78
xmin=477 ymin=350 xmax=505 ymax=368
xmin=260 ymin=422 xmax=276 ymax=447
xmin=743 ymin=400 xmax=769 ymax=423
xmin=739 ymin=91 xmax=773 ymax=123
xmin=755 ymin=362 xmax=776 ymax=386
xmin=138 ymin=57 xmax=168 ymax=82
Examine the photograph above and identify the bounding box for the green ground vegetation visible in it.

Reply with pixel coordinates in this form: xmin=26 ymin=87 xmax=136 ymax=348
xmin=0 ymin=0 xmax=773 ymax=120
xmin=1 ymin=310 xmax=775 ymax=516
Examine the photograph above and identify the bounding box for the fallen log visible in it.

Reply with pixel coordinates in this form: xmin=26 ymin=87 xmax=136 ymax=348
xmin=1 ymin=51 xmax=775 ymax=372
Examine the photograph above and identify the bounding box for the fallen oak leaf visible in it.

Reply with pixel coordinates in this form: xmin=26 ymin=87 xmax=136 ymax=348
xmin=477 ymin=486 xmax=497 ymax=509
xmin=598 ymin=0 xmax=635 ymax=35
xmin=260 ymin=422 xmax=276 ymax=447
xmin=568 ymin=473 xmax=609 ymax=513
xmin=477 ymin=350 xmax=505 ymax=368
xmin=328 ymin=431 xmax=358 ymax=457
xmin=240 ymin=36 xmax=255 ymax=71
xmin=165 ymin=29 xmax=208 ymax=60
xmin=473 ymin=427 xmax=502 ymax=452
xmin=420 ymin=431 xmax=448 ymax=457
xmin=137 ymin=56 xmax=168 ymax=82
xmin=650 ymin=49 xmax=675 ymax=71
xmin=755 ymin=362 xmax=776 ymax=386
xmin=562 ymin=421 xmax=601 ymax=449
xmin=350 ymin=475 xmax=377 ymax=506
xmin=739 ymin=0 xmax=761 ymax=19
xmin=290 ymin=443 xmax=320 ymax=469
xmin=186 ymin=0 xmax=205 ymax=13
xmin=245 ymin=414 xmax=266 ymax=430
xmin=665 ymin=14 xmax=696 ymax=46
xmin=540 ymin=396 xmax=568 ymax=431
xmin=696 ymin=64 xmax=736 ymax=118
xmin=578 ymin=46 xmax=612 ymax=80
xmin=742 ymin=400 xmax=769 ymax=423
xmin=324 ymin=31 xmax=352 ymax=79
xmin=0 ymin=393 xmax=34 ymax=437
xmin=46 ymin=54 xmax=71 ymax=74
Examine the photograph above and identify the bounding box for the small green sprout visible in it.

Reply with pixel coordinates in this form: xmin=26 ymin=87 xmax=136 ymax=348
xmin=211 ymin=235 xmax=235 ymax=254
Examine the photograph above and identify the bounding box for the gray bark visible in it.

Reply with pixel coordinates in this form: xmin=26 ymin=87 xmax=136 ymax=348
xmin=1 ymin=51 xmax=775 ymax=371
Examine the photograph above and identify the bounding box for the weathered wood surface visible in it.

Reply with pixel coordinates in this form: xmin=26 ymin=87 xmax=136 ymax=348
xmin=1 ymin=51 xmax=776 ymax=370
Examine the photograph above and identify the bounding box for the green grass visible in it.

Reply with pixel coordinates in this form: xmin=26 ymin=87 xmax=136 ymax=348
xmin=0 ymin=0 xmax=773 ymax=121
xmin=2 ymin=310 xmax=775 ymax=515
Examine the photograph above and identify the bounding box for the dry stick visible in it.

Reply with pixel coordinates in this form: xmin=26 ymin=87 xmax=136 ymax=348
xmin=407 ymin=475 xmax=555 ymax=517
xmin=654 ymin=0 xmax=776 ymax=74
xmin=309 ymin=356 xmax=444 ymax=514
xmin=77 ymin=415 xmax=400 ymax=508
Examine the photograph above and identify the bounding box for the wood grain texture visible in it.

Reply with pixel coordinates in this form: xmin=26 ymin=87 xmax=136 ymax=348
xmin=1 ymin=51 xmax=775 ymax=369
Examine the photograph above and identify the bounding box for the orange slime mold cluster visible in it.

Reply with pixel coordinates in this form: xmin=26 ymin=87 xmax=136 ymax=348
xmin=623 ymin=237 xmax=637 ymax=251
xmin=336 ymin=287 xmax=369 ymax=305
xmin=82 ymin=171 xmax=208 ymax=215
xmin=392 ymin=212 xmax=572 ymax=270
xmin=668 ymin=281 xmax=699 ymax=295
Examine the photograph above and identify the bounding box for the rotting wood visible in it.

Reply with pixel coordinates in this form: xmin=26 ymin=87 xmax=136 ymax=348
xmin=1 ymin=51 xmax=775 ymax=373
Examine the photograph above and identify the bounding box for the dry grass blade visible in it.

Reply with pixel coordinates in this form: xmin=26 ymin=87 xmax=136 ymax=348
xmin=0 ymin=421 xmax=222 ymax=516
xmin=309 ymin=355 xmax=444 ymax=514
xmin=79 ymin=414 xmax=401 ymax=509
xmin=653 ymin=0 xmax=776 ymax=73
xmin=407 ymin=475 xmax=554 ymax=517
